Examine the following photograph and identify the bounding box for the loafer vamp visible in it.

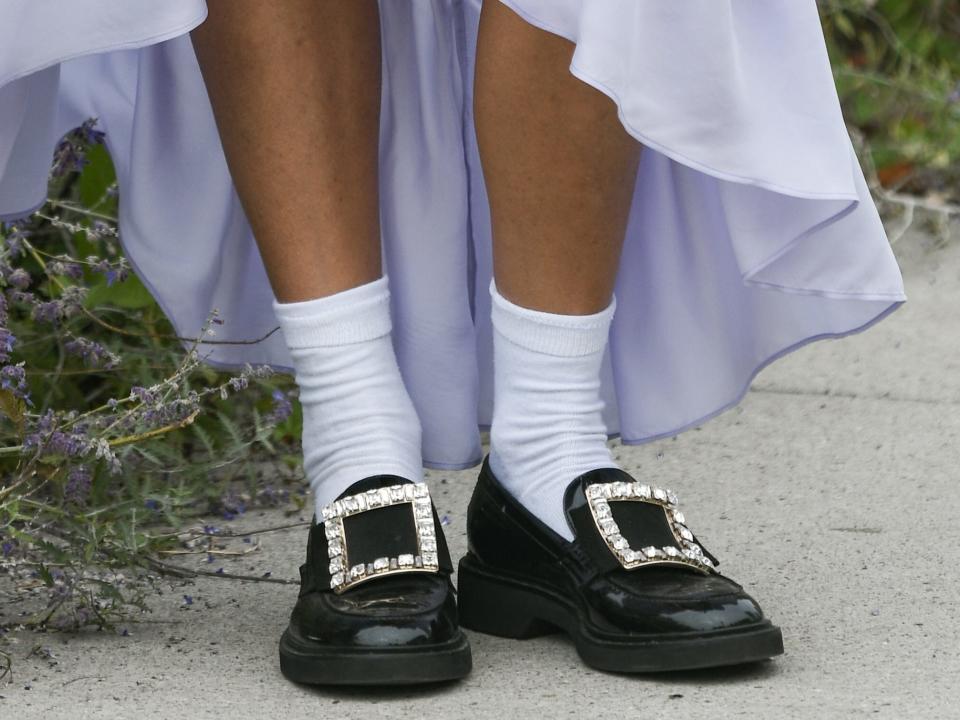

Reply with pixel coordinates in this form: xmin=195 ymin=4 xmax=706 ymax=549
xmin=285 ymin=474 xmax=465 ymax=656
xmin=291 ymin=574 xmax=460 ymax=647
xmin=583 ymin=569 xmax=766 ymax=635
xmin=290 ymin=556 xmax=459 ymax=648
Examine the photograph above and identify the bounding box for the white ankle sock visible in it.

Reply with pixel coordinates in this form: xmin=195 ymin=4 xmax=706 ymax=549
xmin=272 ymin=275 xmax=423 ymax=517
xmin=488 ymin=279 xmax=620 ymax=540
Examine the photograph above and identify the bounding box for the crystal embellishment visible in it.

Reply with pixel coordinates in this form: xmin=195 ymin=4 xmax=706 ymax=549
xmin=584 ymin=480 xmax=715 ymax=574
xmin=318 ymin=482 xmax=441 ymax=593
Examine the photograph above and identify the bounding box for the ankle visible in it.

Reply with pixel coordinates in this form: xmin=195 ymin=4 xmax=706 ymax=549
xmin=272 ymin=275 xmax=425 ymax=516
xmin=487 ymin=279 xmax=619 ymax=539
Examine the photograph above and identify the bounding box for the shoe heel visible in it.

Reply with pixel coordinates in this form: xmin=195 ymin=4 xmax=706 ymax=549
xmin=457 ymin=555 xmax=557 ymax=639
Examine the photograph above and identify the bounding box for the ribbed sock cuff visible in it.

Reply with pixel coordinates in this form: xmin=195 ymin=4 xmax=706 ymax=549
xmin=489 ymin=278 xmax=616 ymax=357
xmin=272 ymin=275 xmax=392 ymax=349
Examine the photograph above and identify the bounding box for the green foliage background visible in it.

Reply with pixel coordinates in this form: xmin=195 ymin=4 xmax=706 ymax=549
xmin=821 ymin=0 xmax=960 ymax=200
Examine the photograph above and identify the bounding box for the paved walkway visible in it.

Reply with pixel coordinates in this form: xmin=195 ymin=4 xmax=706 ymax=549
xmin=3 ymin=227 xmax=958 ymax=719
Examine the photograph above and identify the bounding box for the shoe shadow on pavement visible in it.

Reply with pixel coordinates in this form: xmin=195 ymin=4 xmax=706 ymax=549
xmin=289 ymin=677 xmax=466 ymax=701
xmin=285 ymin=658 xmax=779 ymax=698
xmin=632 ymin=658 xmax=781 ymax=685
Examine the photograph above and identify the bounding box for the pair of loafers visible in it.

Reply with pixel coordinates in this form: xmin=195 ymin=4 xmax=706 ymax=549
xmin=278 ymin=456 xmax=783 ymax=685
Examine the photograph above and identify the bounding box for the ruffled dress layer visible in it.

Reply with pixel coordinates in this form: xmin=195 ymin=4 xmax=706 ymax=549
xmin=0 ymin=0 xmax=905 ymax=469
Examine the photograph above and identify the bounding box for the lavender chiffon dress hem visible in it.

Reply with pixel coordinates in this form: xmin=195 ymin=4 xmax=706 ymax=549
xmin=0 ymin=0 xmax=906 ymax=470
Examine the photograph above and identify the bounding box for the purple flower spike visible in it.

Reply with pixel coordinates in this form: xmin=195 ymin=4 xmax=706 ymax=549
xmin=268 ymin=389 xmax=293 ymax=424
xmin=7 ymin=268 xmax=30 ymax=290
xmin=65 ymin=465 xmax=93 ymax=504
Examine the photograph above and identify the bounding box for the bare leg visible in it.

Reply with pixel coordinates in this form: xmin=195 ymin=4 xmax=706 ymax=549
xmin=191 ymin=0 xmax=382 ymax=302
xmin=475 ymin=1 xmax=642 ymax=539
xmin=193 ymin=6 xmax=471 ymax=680
xmin=475 ymin=0 xmax=641 ymax=315
xmin=191 ymin=3 xmax=425 ymax=515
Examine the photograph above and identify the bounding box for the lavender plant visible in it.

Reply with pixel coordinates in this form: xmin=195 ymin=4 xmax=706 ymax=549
xmin=0 ymin=121 xmax=302 ymax=635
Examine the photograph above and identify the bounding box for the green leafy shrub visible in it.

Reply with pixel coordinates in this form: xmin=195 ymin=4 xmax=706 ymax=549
xmin=821 ymin=0 xmax=960 ymax=200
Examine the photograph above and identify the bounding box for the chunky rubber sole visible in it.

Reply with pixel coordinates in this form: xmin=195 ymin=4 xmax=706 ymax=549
xmin=279 ymin=627 xmax=472 ymax=686
xmin=457 ymin=554 xmax=783 ymax=673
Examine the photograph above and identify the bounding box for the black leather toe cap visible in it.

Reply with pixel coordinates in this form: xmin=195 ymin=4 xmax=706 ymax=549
xmin=584 ymin=567 xmax=767 ymax=635
xmin=290 ymin=574 xmax=461 ymax=649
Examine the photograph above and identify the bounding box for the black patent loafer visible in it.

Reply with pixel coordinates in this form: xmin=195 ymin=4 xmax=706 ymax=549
xmin=457 ymin=456 xmax=783 ymax=672
xmin=279 ymin=475 xmax=472 ymax=685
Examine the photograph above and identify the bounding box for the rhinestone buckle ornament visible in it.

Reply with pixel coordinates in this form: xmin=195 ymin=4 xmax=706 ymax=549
xmin=319 ymin=482 xmax=440 ymax=593
xmin=584 ymin=481 xmax=716 ymax=574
